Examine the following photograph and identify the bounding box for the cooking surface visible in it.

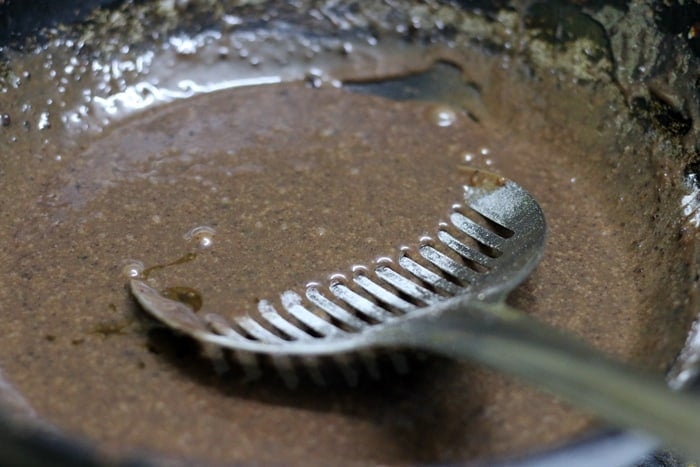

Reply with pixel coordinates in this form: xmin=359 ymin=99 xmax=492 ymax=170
xmin=0 ymin=74 xmax=693 ymax=463
xmin=0 ymin=1 xmax=697 ymax=463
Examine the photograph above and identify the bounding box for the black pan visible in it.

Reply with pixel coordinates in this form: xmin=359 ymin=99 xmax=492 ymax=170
xmin=0 ymin=1 xmax=698 ymax=465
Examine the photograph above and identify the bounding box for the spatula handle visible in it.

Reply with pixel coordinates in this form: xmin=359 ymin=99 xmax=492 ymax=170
xmin=388 ymin=299 xmax=700 ymax=461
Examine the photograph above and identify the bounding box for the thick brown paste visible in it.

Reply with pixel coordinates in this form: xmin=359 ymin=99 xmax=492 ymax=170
xmin=0 ymin=29 xmax=694 ymax=463
xmin=1 ymin=78 xmax=688 ymax=463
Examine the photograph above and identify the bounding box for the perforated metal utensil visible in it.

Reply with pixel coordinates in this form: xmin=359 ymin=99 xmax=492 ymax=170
xmin=131 ymin=167 xmax=700 ymax=459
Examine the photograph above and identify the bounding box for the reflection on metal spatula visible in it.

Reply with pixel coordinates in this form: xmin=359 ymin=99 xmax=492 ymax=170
xmin=131 ymin=167 xmax=700 ymax=460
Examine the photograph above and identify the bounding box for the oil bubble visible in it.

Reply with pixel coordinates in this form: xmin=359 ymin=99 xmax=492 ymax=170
xmin=305 ymin=68 xmax=323 ymax=88
xmin=38 ymin=112 xmax=51 ymax=130
xmin=217 ymin=46 xmax=230 ymax=58
xmin=430 ymin=106 xmax=456 ymax=127
xmin=162 ymin=286 xmax=203 ymax=312
xmin=184 ymin=225 xmax=216 ymax=249
xmin=222 ymin=14 xmax=243 ymax=27
xmin=121 ymin=260 xmax=145 ymax=279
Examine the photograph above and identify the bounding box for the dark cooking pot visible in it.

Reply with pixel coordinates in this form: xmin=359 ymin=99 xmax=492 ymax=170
xmin=1 ymin=1 xmax=699 ymax=465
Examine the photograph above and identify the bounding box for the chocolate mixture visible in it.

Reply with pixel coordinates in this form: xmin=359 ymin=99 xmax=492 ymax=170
xmin=0 ymin=2 xmax=697 ymax=465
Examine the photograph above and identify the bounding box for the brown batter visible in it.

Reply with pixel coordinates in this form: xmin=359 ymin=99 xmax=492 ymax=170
xmin=0 ymin=10 xmax=696 ymax=465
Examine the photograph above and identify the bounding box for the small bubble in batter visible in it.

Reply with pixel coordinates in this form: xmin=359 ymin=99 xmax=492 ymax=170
xmin=121 ymin=260 xmax=145 ymax=279
xmin=184 ymin=225 xmax=216 ymax=249
xmin=38 ymin=111 xmax=51 ymax=130
xmin=430 ymin=105 xmax=456 ymax=127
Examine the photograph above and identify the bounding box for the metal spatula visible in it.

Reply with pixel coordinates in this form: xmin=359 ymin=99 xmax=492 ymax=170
xmin=130 ymin=167 xmax=700 ymax=459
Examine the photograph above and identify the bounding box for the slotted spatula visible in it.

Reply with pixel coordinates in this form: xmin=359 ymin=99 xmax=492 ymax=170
xmin=131 ymin=167 xmax=700 ymax=459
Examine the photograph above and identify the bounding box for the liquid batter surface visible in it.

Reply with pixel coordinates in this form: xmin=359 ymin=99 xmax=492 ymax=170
xmin=0 ymin=3 xmax=695 ymax=460
xmin=0 ymin=76 xmax=690 ymax=464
